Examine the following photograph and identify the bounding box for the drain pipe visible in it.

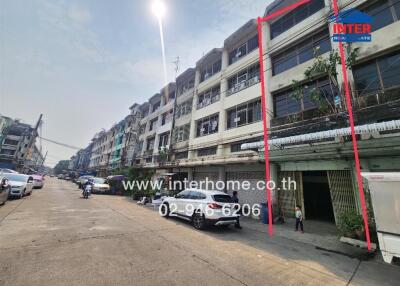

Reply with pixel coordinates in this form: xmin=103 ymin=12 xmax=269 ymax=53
xmin=241 ymin=120 xmax=400 ymax=150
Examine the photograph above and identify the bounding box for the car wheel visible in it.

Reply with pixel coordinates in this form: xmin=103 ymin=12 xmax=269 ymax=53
xmin=160 ymin=203 xmax=170 ymax=218
xmin=192 ymin=212 xmax=206 ymax=230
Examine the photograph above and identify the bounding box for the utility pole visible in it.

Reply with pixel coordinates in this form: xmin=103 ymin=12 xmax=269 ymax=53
xmin=167 ymin=56 xmax=180 ymax=164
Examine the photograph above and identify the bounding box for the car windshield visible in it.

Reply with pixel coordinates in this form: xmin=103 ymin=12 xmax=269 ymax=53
xmin=93 ymin=178 xmax=106 ymax=184
xmin=4 ymin=174 xmax=27 ymax=182
xmin=212 ymin=194 xmax=232 ymax=203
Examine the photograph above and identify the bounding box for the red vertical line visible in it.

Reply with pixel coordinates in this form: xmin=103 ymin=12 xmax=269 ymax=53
xmin=257 ymin=17 xmax=273 ymax=235
xmin=332 ymin=0 xmax=371 ymax=250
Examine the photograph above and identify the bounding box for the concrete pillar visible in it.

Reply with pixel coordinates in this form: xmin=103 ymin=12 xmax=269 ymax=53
xmin=270 ymin=163 xmax=278 ymax=206
xmin=188 ymin=168 xmax=194 ymax=182
xmin=218 ymin=166 xmax=226 ymax=192
xmin=221 ymin=49 xmax=229 ymax=71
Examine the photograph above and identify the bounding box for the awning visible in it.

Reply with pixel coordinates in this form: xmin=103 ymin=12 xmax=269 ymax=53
xmin=241 ymin=120 xmax=400 ymax=150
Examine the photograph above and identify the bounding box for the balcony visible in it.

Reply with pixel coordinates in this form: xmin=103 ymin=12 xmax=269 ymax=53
xmin=270 ymin=88 xmax=400 ymax=139
xmin=227 ymin=75 xmax=259 ymax=96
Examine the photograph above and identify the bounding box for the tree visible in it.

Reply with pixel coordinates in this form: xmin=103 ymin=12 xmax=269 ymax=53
xmin=53 ymin=160 xmax=70 ymax=175
xmin=291 ymin=45 xmax=359 ymax=114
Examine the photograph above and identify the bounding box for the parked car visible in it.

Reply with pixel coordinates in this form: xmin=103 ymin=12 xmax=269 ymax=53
xmin=57 ymin=174 xmax=64 ymax=179
xmin=32 ymin=174 xmax=44 ymax=189
xmin=77 ymin=175 xmax=94 ymax=188
xmin=0 ymin=175 xmax=11 ymax=205
xmin=88 ymin=177 xmax=110 ymax=194
xmin=0 ymin=168 xmax=18 ymax=174
xmin=4 ymin=173 xmax=34 ymax=199
xmin=160 ymin=189 xmax=239 ymax=229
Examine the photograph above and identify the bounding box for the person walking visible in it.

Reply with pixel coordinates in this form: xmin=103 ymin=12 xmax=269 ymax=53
xmin=232 ymin=191 xmax=242 ymax=229
xmin=295 ymin=205 xmax=304 ymax=233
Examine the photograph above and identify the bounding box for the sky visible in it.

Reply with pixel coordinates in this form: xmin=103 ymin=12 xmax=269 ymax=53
xmin=0 ymin=0 xmax=271 ymax=167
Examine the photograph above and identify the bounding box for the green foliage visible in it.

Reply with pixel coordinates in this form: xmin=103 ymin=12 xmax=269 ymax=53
xmin=339 ymin=210 xmax=364 ymax=234
xmin=289 ymin=46 xmax=359 ymax=114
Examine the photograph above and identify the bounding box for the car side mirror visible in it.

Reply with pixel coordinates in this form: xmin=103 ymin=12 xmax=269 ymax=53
xmin=28 ymin=178 xmax=34 ymax=183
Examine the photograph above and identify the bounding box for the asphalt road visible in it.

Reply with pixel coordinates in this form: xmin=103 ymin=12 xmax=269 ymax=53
xmin=0 ymin=178 xmax=399 ymax=286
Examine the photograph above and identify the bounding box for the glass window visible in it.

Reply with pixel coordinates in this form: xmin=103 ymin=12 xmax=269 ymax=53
xmin=227 ymin=99 xmax=262 ymax=129
xmin=272 ymin=29 xmax=331 ymax=75
xmin=196 ymin=114 xmax=219 ymax=137
xmin=365 ymin=0 xmax=394 ymax=32
xmin=197 ymin=146 xmax=217 ymax=157
xmin=273 ymin=77 xmax=335 ymax=118
xmin=198 ymin=85 xmax=220 ymax=109
xmin=353 ymin=62 xmax=381 ymax=95
xmin=270 ymin=0 xmax=325 ymax=39
xmin=378 ymin=52 xmax=400 ymax=88
xmin=227 ymin=63 xmax=260 ymax=95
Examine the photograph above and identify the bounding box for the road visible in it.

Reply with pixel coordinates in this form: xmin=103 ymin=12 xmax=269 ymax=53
xmin=0 ymin=178 xmax=399 ymax=286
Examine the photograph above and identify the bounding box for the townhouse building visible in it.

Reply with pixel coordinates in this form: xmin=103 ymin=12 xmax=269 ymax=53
xmin=0 ymin=115 xmax=42 ymax=172
xmin=238 ymin=0 xmax=400 ymax=226
xmin=77 ymin=0 xmax=400 ymax=231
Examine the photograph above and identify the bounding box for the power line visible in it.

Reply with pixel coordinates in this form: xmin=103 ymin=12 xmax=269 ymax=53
xmin=39 ymin=137 xmax=82 ymax=150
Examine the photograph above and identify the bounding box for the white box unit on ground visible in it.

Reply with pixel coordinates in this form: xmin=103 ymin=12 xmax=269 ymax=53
xmin=362 ymin=172 xmax=400 ymax=264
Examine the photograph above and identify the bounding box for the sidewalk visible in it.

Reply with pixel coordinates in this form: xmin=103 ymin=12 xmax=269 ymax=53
xmin=241 ymin=217 xmax=372 ymax=260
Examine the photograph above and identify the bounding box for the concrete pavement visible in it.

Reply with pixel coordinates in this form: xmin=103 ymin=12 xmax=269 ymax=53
xmin=0 ymin=178 xmax=399 ymax=286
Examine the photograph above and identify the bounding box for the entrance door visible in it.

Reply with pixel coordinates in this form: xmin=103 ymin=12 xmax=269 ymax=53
xmin=302 ymin=171 xmax=335 ymax=222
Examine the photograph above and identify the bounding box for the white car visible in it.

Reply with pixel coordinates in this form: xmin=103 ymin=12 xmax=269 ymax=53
xmin=3 ymin=173 xmax=34 ymax=199
xmin=159 ymin=189 xmax=239 ymax=229
xmin=89 ymin=177 xmax=110 ymax=194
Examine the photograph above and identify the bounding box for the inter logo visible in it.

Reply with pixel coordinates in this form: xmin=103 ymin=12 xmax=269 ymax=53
xmin=331 ymin=9 xmax=372 ymax=42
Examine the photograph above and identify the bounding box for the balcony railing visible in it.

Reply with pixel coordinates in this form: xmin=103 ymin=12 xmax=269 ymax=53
xmin=227 ymin=75 xmax=259 ymax=96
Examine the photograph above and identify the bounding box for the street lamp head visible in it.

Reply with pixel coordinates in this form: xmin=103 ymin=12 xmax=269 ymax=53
xmin=151 ymin=0 xmax=166 ymax=19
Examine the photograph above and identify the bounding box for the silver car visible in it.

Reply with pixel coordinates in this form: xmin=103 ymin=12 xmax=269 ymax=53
xmin=0 ymin=175 xmax=11 ymax=205
xmin=4 ymin=173 xmax=34 ymax=199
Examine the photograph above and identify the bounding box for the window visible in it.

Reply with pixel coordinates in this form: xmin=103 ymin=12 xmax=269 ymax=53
xmin=230 ymin=137 xmax=263 ymax=153
xmin=196 ymin=114 xmax=219 ymax=137
xmin=198 ymin=85 xmax=220 ymax=109
xmin=189 ymin=191 xmax=206 ymax=199
xmin=270 ymin=0 xmax=325 ymax=39
xmin=158 ymin=133 xmax=169 ymax=149
xmin=149 ymin=118 xmax=158 ymax=131
xmin=273 ymin=77 xmax=336 ymax=118
xmin=137 ymin=141 xmax=143 ymax=153
xmin=228 ymin=34 xmax=258 ymax=64
xmin=175 ymin=151 xmax=188 ymax=160
xmin=227 ymin=63 xmax=260 ymax=95
xmin=197 ymin=146 xmax=217 ymax=157
xmin=139 ymin=124 xmax=146 ymax=134
xmin=364 ymin=0 xmax=400 ymax=32
xmin=353 ymin=51 xmax=400 ymax=96
xmin=146 ymin=137 xmax=155 ymax=151
xmin=173 ymin=124 xmax=190 ymax=143
xmin=177 ymin=78 xmax=195 ymax=96
xmin=200 ymin=60 xmax=222 ymax=82
xmin=3 ymin=139 xmax=19 ymax=145
xmin=0 ymin=149 xmax=15 ymax=156
xmin=272 ymin=29 xmax=331 ymax=75
xmin=152 ymin=101 xmax=161 ymax=112
xmin=161 ymin=109 xmax=173 ymax=125
xmin=175 ymin=100 xmax=192 ymax=118
xmin=227 ymin=99 xmax=262 ymax=129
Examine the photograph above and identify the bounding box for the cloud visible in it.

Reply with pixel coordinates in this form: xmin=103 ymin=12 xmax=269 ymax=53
xmin=68 ymin=4 xmax=92 ymax=24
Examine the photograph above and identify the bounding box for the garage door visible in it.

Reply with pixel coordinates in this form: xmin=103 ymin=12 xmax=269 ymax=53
xmin=226 ymin=171 xmax=265 ymax=206
xmin=193 ymin=172 xmax=219 ymax=190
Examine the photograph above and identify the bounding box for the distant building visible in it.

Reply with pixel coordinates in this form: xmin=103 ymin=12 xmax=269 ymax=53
xmin=0 ymin=114 xmax=43 ymax=172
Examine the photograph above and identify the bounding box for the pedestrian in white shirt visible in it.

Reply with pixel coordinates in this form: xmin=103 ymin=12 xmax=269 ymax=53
xmin=295 ymin=206 xmax=304 ymax=233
